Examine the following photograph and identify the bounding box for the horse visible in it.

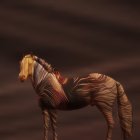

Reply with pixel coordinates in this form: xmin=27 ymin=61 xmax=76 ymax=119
xmin=19 ymin=54 xmax=132 ymax=140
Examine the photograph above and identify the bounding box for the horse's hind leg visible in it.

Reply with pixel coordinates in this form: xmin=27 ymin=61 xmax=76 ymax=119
xmin=96 ymin=104 xmax=115 ymax=140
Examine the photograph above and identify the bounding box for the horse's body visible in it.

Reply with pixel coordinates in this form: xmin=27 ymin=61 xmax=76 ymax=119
xmin=19 ymin=55 xmax=132 ymax=140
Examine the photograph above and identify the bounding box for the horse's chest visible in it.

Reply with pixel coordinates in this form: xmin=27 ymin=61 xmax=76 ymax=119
xmin=36 ymin=86 xmax=68 ymax=109
xmin=64 ymin=94 xmax=89 ymax=110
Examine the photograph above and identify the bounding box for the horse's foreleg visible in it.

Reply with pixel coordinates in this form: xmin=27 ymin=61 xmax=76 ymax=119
xmin=50 ymin=110 xmax=57 ymax=140
xmin=97 ymin=104 xmax=115 ymax=140
xmin=43 ymin=110 xmax=50 ymax=140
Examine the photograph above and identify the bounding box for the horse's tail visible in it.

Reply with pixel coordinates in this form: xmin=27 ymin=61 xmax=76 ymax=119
xmin=116 ymin=82 xmax=133 ymax=140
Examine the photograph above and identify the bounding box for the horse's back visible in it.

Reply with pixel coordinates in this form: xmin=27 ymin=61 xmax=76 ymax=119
xmin=89 ymin=73 xmax=117 ymax=89
xmin=61 ymin=73 xmax=117 ymax=109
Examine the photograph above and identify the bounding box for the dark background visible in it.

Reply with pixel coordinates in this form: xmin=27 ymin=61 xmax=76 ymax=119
xmin=0 ymin=0 xmax=140 ymax=140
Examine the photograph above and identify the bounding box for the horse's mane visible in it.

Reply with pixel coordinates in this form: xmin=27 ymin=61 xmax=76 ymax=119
xmin=34 ymin=56 xmax=67 ymax=85
xmin=34 ymin=56 xmax=53 ymax=72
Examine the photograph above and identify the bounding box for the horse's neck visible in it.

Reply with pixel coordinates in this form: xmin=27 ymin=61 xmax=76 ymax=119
xmin=32 ymin=62 xmax=65 ymax=95
xmin=32 ymin=62 xmax=48 ymax=87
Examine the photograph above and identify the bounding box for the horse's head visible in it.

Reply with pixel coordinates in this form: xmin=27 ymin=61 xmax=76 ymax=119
xmin=19 ymin=54 xmax=35 ymax=82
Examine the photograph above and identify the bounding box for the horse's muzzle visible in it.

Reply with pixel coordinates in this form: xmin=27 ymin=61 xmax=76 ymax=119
xmin=19 ymin=75 xmax=26 ymax=82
